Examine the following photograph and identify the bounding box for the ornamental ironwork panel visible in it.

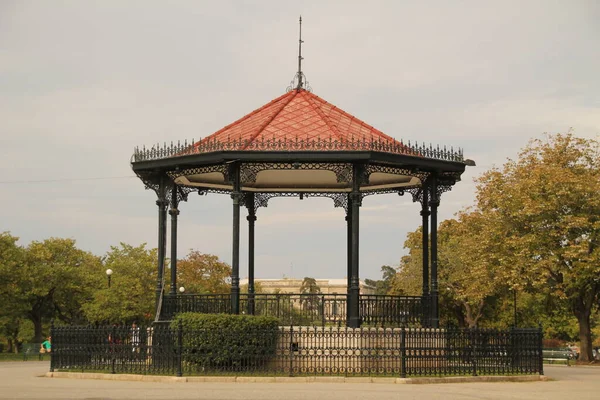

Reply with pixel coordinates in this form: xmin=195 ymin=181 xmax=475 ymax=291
xmin=170 ymin=185 xmax=193 ymax=208
xmin=240 ymin=162 xmax=352 ymax=184
xmin=166 ymin=164 xmax=230 ymax=184
xmin=252 ymin=192 xmax=349 ymax=213
xmin=364 ymin=164 xmax=430 ymax=187
xmin=134 ymin=171 xmax=171 ymax=203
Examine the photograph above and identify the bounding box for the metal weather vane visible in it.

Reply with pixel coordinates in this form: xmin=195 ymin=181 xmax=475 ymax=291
xmin=287 ymin=16 xmax=311 ymax=92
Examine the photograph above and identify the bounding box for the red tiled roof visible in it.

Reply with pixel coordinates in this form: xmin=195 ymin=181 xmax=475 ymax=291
xmin=195 ymin=89 xmax=405 ymax=150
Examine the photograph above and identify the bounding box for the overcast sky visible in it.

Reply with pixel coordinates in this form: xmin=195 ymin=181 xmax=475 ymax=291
xmin=1 ymin=1 xmax=598 ymax=281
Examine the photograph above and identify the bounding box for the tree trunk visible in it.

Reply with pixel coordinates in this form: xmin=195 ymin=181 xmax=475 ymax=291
xmin=463 ymin=300 xmax=485 ymax=328
xmin=31 ymin=314 xmax=43 ymax=343
xmin=572 ymin=289 xmax=596 ymax=362
xmin=10 ymin=325 xmax=20 ymax=353
xmin=575 ymin=309 xmax=593 ymax=362
xmin=451 ymin=304 xmax=467 ymax=327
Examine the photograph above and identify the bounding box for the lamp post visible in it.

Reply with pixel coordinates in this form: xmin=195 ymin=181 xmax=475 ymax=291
xmin=106 ymin=269 xmax=113 ymax=288
xmin=513 ymin=289 xmax=517 ymax=327
xmin=179 ymin=286 xmax=185 ymax=294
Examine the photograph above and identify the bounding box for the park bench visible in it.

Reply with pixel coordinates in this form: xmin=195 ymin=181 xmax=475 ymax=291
xmin=542 ymin=348 xmax=573 ymax=366
xmin=22 ymin=343 xmax=44 ymax=361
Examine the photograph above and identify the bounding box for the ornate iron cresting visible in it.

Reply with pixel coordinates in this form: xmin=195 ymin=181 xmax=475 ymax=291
xmin=132 ymin=138 xmax=465 ymax=163
xmin=51 ymin=324 xmax=543 ymax=377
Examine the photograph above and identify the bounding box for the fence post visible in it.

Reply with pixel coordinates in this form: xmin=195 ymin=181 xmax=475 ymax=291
xmin=321 ymin=295 xmax=326 ymax=327
xmin=538 ymin=325 xmax=544 ymax=375
xmin=49 ymin=320 xmax=55 ymax=372
xmin=177 ymin=320 xmax=183 ymax=377
xmin=400 ymin=327 xmax=406 ymax=378
xmin=276 ymin=294 xmax=281 ymax=323
xmin=288 ymin=325 xmax=294 ymax=377
xmin=471 ymin=329 xmax=477 ymax=377
xmin=111 ymin=325 xmax=116 ymax=374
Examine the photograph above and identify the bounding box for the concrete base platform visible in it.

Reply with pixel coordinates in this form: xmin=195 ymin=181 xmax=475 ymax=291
xmin=46 ymin=371 xmax=548 ymax=384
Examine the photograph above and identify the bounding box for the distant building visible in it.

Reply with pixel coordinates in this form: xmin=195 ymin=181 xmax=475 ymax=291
xmin=239 ymin=278 xmax=376 ymax=295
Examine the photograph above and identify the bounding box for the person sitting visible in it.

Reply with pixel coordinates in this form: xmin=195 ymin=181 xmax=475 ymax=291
xmin=40 ymin=336 xmax=52 ymax=353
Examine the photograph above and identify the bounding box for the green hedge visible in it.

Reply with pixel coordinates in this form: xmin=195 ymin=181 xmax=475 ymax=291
xmin=171 ymin=313 xmax=280 ymax=369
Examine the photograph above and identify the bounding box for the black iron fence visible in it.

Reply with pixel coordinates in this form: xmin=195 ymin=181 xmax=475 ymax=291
xmin=161 ymin=293 xmax=426 ymax=327
xmin=51 ymin=325 xmax=543 ymax=377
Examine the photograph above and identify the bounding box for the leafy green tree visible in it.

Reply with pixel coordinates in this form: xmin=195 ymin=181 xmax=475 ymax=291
xmin=17 ymin=238 xmax=101 ymax=342
xmin=392 ymin=212 xmax=506 ymax=328
xmin=390 ymin=228 xmax=423 ymax=297
xmin=476 ymin=133 xmax=600 ymax=361
xmin=82 ymin=243 xmax=156 ymax=324
xmin=300 ymin=277 xmax=321 ymax=295
xmin=300 ymin=277 xmax=321 ymax=312
xmin=241 ymin=281 xmax=264 ymax=294
xmin=365 ymin=265 xmax=397 ymax=295
xmin=176 ymin=251 xmax=231 ymax=294
xmin=0 ymin=232 xmax=26 ymax=351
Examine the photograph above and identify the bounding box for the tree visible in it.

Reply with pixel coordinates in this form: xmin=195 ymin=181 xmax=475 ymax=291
xmin=82 ymin=243 xmax=156 ymax=324
xmin=19 ymin=238 xmax=101 ymax=341
xmin=0 ymin=232 xmax=26 ymax=351
xmin=300 ymin=277 xmax=321 ymax=312
xmin=240 ymin=281 xmax=264 ymax=294
xmin=476 ymin=133 xmax=600 ymax=361
xmin=176 ymin=251 xmax=231 ymax=294
xmin=392 ymin=213 xmax=506 ymax=328
xmin=438 ymin=212 xmax=508 ymax=328
xmin=390 ymin=228 xmax=424 ymax=297
xmin=300 ymin=277 xmax=321 ymax=295
xmin=365 ymin=265 xmax=397 ymax=295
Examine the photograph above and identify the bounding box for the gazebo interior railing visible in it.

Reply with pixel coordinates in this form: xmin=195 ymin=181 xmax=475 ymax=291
xmin=161 ymin=293 xmax=428 ymax=327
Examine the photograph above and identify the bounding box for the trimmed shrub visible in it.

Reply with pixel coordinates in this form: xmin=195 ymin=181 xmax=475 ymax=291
xmin=171 ymin=313 xmax=279 ymax=369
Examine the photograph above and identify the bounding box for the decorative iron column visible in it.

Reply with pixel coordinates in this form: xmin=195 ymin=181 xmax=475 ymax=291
xmin=169 ymin=187 xmax=180 ymax=295
xmin=230 ymin=163 xmax=241 ymax=314
xmin=345 ymin=194 xmax=352 ymax=323
xmin=420 ymin=182 xmax=430 ymax=326
xmin=348 ymin=164 xmax=363 ymax=328
xmin=155 ymin=176 xmax=169 ymax=310
xmin=430 ymin=175 xmax=440 ymax=328
xmin=246 ymin=193 xmax=256 ymax=315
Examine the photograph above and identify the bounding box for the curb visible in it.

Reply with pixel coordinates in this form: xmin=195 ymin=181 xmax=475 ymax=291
xmin=45 ymin=372 xmax=549 ymax=384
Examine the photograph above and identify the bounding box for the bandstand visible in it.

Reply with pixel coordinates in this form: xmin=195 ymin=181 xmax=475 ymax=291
xmin=131 ymin=25 xmax=472 ymax=329
xmin=49 ymin=22 xmax=545 ymax=380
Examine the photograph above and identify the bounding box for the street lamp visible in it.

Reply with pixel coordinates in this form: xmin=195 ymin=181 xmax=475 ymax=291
xmin=513 ymin=289 xmax=517 ymax=327
xmin=106 ymin=269 xmax=113 ymax=288
xmin=179 ymin=286 xmax=185 ymax=293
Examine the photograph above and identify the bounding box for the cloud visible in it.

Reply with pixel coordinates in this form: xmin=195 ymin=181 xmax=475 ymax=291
xmin=1 ymin=1 xmax=598 ymax=280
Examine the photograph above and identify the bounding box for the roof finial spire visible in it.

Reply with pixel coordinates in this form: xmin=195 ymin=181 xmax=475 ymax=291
xmin=297 ymin=16 xmax=303 ymax=89
xmin=287 ymin=16 xmax=311 ymax=93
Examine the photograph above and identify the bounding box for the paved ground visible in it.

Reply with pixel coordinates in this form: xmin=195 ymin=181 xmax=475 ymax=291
xmin=1 ymin=362 xmax=599 ymax=400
